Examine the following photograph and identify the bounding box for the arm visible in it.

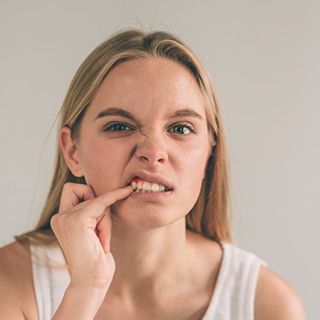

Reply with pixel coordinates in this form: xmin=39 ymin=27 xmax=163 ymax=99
xmin=52 ymin=283 xmax=107 ymax=320
xmin=0 ymin=287 xmax=25 ymax=320
xmin=254 ymin=265 xmax=307 ymax=320
xmin=0 ymin=247 xmax=25 ymax=320
xmin=50 ymin=183 xmax=133 ymax=319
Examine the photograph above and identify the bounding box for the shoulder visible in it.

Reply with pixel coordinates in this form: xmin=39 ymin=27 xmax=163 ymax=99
xmin=0 ymin=241 xmax=31 ymax=290
xmin=254 ymin=264 xmax=307 ymax=320
xmin=0 ymin=241 xmax=36 ymax=319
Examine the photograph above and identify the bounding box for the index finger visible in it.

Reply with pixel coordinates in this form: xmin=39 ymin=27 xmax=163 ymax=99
xmin=59 ymin=183 xmax=97 ymax=212
xmin=86 ymin=185 xmax=134 ymax=216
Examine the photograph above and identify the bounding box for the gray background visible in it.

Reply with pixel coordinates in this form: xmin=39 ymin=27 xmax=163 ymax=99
xmin=0 ymin=1 xmax=318 ymax=318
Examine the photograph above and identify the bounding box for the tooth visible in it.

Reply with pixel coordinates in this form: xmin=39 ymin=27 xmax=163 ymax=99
xmin=130 ymin=178 xmax=167 ymax=192
xmin=143 ymin=181 xmax=152 ymax=191
xmin=152 ymin=183 xmax=160 ymax=192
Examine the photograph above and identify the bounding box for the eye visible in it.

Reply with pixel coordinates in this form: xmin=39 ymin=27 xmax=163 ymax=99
xmin=169 ymin=123 xmax=195 ymax=135
xmin=103 ymin=122 xmax=133 ymax=132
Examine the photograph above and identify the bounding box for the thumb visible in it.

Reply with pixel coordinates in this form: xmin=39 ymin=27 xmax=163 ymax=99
xmin=96 ymin=207 xmax=112 ymax=253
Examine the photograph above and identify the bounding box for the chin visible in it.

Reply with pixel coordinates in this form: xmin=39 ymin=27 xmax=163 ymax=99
xmin=110 ymin=203 xmax=181 ymax=231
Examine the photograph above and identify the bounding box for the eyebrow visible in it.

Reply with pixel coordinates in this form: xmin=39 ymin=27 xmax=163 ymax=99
xmin=94 ymin=107 xmax=203 ymax=123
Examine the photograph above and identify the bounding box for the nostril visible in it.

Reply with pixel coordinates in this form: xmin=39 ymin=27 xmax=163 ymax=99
xmin=137 ymin=155 xmax=149 ymax=163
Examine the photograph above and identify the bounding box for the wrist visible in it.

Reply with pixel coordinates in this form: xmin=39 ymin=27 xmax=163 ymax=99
xmin=52 ymin=284 xmax=108 ymax=320
xmin=68 ymin=281 xmax=109 ymax=295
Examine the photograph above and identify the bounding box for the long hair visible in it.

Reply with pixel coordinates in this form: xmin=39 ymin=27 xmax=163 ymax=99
xmin=15 ymin=28 xmax=233 ymax=249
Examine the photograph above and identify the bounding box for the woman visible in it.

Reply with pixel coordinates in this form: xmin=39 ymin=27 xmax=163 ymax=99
xmin=0 ymin=29 xmax=306 ymax=319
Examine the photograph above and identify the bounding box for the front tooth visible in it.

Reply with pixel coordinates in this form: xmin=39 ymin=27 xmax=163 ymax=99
xmin=142 ymin=181 xmax=152 ymax=191
xmin=151 ymin=183 xmax=160 ymax=192
xmin=131 ymin=179 xmax=166 ymax=192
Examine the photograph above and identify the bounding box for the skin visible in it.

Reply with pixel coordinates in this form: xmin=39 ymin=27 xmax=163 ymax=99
xmin=0 ymin=56 xmax=307 ymax=319
xmin=58 ymin=56 xmax=307 ymax=319
xmin=59 ymin=56 xmax=217 ymax=311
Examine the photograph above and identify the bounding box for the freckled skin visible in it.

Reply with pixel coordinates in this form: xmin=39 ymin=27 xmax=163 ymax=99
xmin=65 ymin=57 xmax=212 ymax=230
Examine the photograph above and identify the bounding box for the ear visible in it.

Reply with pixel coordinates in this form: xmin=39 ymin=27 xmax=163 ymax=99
xmin=59 ymin=126 xmax=84 ymax=177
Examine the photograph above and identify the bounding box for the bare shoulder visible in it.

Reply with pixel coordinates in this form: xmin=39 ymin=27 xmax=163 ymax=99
xmin=255 ymin=264 xmax=307 ymax=320
xmin=0 ymin=241 xmax=37 ymax=319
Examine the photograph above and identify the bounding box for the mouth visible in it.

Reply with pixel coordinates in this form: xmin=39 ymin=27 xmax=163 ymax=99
xmin=127 ymin=177 xmax=174 ymax=193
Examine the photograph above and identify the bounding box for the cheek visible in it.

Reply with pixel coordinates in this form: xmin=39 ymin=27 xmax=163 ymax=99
xmin=176 ymin=147 xmax=209 ymax=210
xmin=183 ymin=149 xmax=208 ymax=186
xmin=79 ymin=140 xmax=125 ymax=191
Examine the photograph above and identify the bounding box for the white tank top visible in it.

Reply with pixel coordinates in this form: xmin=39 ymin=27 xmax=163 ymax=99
xmin=30 ymin=241 xmax=266 ymax=320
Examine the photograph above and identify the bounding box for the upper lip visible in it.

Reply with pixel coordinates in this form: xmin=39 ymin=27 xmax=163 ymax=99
xmin=126 ymin=171 xmax=174 ymax=190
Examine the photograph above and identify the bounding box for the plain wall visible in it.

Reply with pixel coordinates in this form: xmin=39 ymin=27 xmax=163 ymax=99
xmin=0 ymin=1 xmax=318 ymax=318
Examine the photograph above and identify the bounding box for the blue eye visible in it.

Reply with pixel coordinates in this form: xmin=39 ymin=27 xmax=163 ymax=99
xmin=104 ymin=122 xmax=132 ymax=132
xmin=103 ymin=122 xmax=195 ymax=136
xmin=169 ymin=124 xmax=194 ymax=135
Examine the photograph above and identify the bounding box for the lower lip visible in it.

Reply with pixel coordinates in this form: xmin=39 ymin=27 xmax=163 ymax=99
xmin=128 ymin=190 xmax=174 ymax=201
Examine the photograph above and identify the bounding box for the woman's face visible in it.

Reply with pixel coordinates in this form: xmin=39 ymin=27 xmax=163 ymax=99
xmin=62 ymin=57 xmax=213 ymax=230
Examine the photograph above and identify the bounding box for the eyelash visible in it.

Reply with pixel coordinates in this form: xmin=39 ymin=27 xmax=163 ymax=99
xmin=103 ymin=122 xmax=195 ymax=135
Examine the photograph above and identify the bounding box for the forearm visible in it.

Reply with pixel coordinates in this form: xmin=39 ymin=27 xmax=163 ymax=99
xmin=52 ymin=283 xmax=107 ymax=320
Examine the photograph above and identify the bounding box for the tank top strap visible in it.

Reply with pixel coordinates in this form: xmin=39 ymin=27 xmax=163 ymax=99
xmin=202 ymin=241 xmax=267 ymax=320
xmin=30 ymin=241 xmax=266 ymax=320
xmin=30 ymin=244 xmax=70 ymax=320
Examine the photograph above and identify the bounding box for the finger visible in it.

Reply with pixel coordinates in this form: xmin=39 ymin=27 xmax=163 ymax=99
xmin=84 ymin=185 xmax=134 ymax=219
xmin=83 ymin=185 xmax=97 ymax=200
xmin=96 ymin=207 xmax=112 ymax=253
xmin=59 ymin=183 xmax=96 ymax=212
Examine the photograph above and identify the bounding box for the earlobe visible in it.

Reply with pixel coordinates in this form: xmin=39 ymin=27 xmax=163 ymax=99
xmin=59 ymin=126 xmax=84 ymax=177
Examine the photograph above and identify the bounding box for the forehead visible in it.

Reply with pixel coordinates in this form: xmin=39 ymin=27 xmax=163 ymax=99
xmin=88 ymin=57 xmax=206 ymax=118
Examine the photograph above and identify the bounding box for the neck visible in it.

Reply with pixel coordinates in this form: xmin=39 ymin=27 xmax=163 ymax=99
xmin=107 ymin=216 xmax=194 ymax=301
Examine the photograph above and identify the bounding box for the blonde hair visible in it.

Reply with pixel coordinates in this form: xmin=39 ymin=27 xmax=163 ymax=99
xmin=15 ymin=28 xmax=233 ymax=250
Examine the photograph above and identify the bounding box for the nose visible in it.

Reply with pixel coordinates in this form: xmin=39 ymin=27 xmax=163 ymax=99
xmin=135 ymin=133 xmax=168 ymax=166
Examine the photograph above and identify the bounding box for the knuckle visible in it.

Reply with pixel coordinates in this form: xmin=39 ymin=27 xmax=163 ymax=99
xmin=51 ymin=213 xmax=72 ymax=232
xmin=50 ymin=214 xmax=58 ymax=229
xmin=62 ymin=182 xmax=73 ymax=190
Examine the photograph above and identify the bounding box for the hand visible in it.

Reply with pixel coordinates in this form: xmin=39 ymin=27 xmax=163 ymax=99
xmin=50 ymin=182 xmax=133 ymax=289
